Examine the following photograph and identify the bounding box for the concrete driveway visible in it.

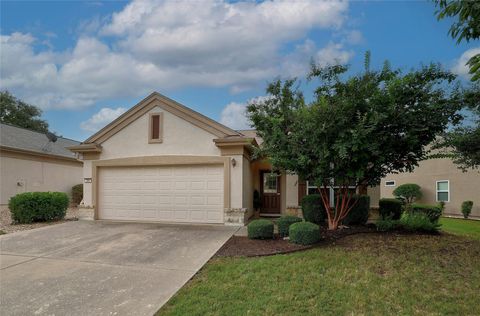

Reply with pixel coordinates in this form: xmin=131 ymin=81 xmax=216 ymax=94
xmin=0 ymin=220 xmax=237 ymax=316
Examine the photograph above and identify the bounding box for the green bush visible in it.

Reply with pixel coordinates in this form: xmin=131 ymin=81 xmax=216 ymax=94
xmin=376 ymin=218 xmax=399 ymax=232
xmin=461 ymin=201 xmax=473 ymax=219
xmin=342 ymin=195 xmax=370 ymax=225
xmin=399 ymin=212 xmax=440 ymax=232
xmin=277 ymin=215 xmax=302 ymax=237
xmin=71 ymin=184 xmax=83 ymax=205
xmin=379 ymin=198 xmax=403 ymax=220
xmin=393 ymin=183 xmax=422 ymax=204
xmin=9 ymin=192 xmax=69 ymax=224
xmin=289 ymin=222 xmax=321 ymax=245
xmin=247 ymin=219 xmax=274 ymax=239
xmin=301 ymin=194 xmax=327 ymax=224
xmin=411 ymin=203 xmax=442 ymax=223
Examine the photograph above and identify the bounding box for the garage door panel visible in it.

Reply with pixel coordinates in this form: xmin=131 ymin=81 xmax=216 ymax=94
xmin=98 ymin=165 xmax=224 ymax=223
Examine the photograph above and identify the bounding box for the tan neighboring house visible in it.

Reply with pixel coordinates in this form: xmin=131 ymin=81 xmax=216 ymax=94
xmin=380 ymin=158 xmax=480 ymax=218
xmin=69 ymin=92 xmax=378 ymax=226
xmin=0 ymin=123 xmax=83 ymax=205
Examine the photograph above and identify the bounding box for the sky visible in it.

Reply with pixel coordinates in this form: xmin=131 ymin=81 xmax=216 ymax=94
xmin=1 ymin=0 xmax=479 ymax=141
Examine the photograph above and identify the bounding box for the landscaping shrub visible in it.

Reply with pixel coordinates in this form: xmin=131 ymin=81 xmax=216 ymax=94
xmin=461 ymin=201 xmax=473 ymax=219
xmin=376 ymin=218 xmax=399 ymax=232
xmin=301 ymin=194 xmax=326 ymax=224
xmin=399 ymin=212 xmax=440 ymax=232
xmin=277 ymin=215 xmax=302 ymax=237
xmin=289 ymin=222 xmax=321 ymax=245
xmin=379 ymin=198 xmax=403 ymax=220
xmin=247 ymin=219 xmax=274 ymax=239
xmin=9 ymin=192 xmax=69 ymax=224
xmin=411 ymin=203 xmax=442 ymax=223
xmin=393 ymin=183 xmax=422 ymax=204
xmin=341 ymin=195 xmax=370 ymax=225
xmin=71 ymin=184 xmax=83 ymax=205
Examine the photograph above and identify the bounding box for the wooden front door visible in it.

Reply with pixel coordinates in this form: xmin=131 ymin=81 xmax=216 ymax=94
xmin=260 ymin=171 xmax=281 ymax=214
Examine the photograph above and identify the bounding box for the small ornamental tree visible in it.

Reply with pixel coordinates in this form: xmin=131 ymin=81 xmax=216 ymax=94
xmin=247 ymin=55 xmax=466 ymax=230
xmin=393 ymin=183 xmax=422 ymax=205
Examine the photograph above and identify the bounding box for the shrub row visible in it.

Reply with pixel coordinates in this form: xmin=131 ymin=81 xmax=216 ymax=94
xmin=247 ymin=217 xmax=320 ymax=245
xmin=277 ymin=215 xmax=302 ymax=237
xmin=379 ymin=198 xmax=403 ymax=220
xmin=9 ymin=192 xmax=69 ymax=224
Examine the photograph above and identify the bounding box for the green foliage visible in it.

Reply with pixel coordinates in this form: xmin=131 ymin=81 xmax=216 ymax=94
xmin=247 ymin=219 xmax=274 ymax=239
xmin=0 ymin=91 xmax=49 ymax=132
xmin=379 ymin=198 xmax=404 ymax=220
xmin=399 ymin=212 xmax=441 ymax=232
xmin=289 ymin=221 xmax=321 ymax=245
xmin=9 ymin=192 xmax=69 ymax=224
xmin=411 ymin=203 xmax=443 ymax=223
xmin=461 ymin=200 xmax=473 ymax=219
xmin=301 ymin=194 xmax=326 ymax=224
xmin=71 ymin=184 xmax=83 ymax=205
xmin=341 ymin=195 xmax=370 ymax=226
xmin=434 ymin=0 xmax=480 ymax=81
xmin=247 ymin=57 xmax=464 ymax=229
xmin=393 ymin=184 xmax=422 ymax=204
xmin=277 ymin=215 xmax=302 ymax=237
xmin=376 ymin=218 xmax=399 ymax=232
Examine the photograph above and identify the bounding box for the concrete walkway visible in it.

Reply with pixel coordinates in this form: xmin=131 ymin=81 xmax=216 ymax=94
xmin=0 ymin=221 xmax=237 ymax=316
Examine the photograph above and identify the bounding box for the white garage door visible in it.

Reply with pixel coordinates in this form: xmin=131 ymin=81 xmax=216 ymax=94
xmin=98 ymin=165 xmax=224 ymax=223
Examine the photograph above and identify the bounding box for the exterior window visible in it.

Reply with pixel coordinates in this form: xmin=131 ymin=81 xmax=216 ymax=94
xmin=263 ymin=173 xmax=278 ymax=193
xmin=385 ymin=180 xmax=396 ymax=187
xmin=149 ymin=113 xmax=163 ymax=143
xmin=436 ymin=180 xmax=449 ymax=202
xmin=306 ymin=180 xmax=356 ymax=207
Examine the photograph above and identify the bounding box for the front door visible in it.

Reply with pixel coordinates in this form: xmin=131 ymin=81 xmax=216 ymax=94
xmin=260 ymin=171 xmax=281 ymax=215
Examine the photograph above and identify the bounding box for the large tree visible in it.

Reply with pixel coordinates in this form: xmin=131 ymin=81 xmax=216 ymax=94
xmin=434 ymin=0 xmax=480 ymax=81
xmin=0 ymin=91 xmax=49 ymax=133
xmin=247 ymin=59 xmax=466 ymax=230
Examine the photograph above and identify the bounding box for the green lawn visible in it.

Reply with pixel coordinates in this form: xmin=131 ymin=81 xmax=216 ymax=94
xmin=440 ymin=217 xmax=480 ymax=240
xmin=158 ymin=233 xmax=480 ymax=315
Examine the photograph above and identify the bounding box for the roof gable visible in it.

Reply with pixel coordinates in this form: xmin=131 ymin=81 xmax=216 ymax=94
xmin=85 ymin=92 xmax=242 ymax=144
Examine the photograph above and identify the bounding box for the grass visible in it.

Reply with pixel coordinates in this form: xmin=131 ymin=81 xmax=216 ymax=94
xmin=158 ymin=233 xmax=480 ymax=315
xmin=440 ymin=217 xmax=480 ymax=240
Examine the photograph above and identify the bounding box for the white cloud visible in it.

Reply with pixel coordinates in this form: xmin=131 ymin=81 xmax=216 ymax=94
xmin=452 ymin=47 xmax=480 ymax=79
xmin=345 ymin=30 xmax=364 ymax=45
xmin=80 ymin=107 xmax=127 ymax=132
xmin=1 ymin=0 xmax=351 ymax=109
xmin=315 ymin=42 xmax=354 ymax=66
xmin=220 ymin=96 xmax=271 ymax=130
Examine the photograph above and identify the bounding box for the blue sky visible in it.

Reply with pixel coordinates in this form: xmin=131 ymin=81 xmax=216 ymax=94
xmin=1 ymin=0 xmax=478 ymax=141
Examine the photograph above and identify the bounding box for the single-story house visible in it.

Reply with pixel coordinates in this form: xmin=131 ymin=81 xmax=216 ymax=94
xmin=70 ymin=92 xmax=378 ymax=225
xmin=0 ymin=123 xmax=83 ymax=205
xmin=381 ymin=158 xmax=480 ymax=218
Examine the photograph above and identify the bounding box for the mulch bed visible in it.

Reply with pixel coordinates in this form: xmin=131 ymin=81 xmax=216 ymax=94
xmin=215 ymin=224 xmax=378 ymax=257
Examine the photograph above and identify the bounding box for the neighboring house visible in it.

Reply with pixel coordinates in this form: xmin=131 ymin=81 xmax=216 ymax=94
xmin=0 ymin=123 xmax=83 ymax=205
xmin=70 ymin=92 xmax=378 ymax=226
xmin=381 ymin=158 xmax=480 ymax=218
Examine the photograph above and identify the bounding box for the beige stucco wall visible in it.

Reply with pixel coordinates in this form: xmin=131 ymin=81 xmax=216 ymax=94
xmin=0 ymin=155 xmax=83 ymax=205
xmin=286 ymin=174 xmax=299 ymax=208
xmin=381 ymin=158 xmax=480 ymax=218
xmin=367 ymin=186 xmax=380 ymax=207
xmin=242 ymin=156 xmax=253 ymax=212
xmin=100 ymin=107 xmax=221 ymax=159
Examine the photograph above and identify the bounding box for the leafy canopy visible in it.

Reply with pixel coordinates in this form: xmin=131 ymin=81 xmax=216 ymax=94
xmin=0 ymin=91 xmax=49 ymax=133
xmin=434 ymin=0 xmax=480 ymax=81
xmin=247 ymin=61 xmax=464 ymax=190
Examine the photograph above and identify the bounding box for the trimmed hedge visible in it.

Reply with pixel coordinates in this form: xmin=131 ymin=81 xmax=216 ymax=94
xmin=342 ymin=194 xmax=370 ymax=225
xmin=461 ymin=201 xmax=473 ymax=219
xmin=9 ymin=192 xmax=69 ymax=224
xmin=301 ymin=194 xmax=326 ymax=224
xmin=277 ymin=215 xmax=302 ymax=237
xmin=247 ymin=219 xmax=274 ymax=239
xmin=411 ymin=203 xmax=442 ymax=223
xmin=379 ymin=198 xmax=403 ymax=220
xmin=72 ymin=184 xmax=83 ymax=205
xmin=289 ymin=222 xmax=320 ymax=245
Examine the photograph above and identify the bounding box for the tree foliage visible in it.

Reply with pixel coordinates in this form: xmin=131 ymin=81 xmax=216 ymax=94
xmin=0 ymin=91 xmax=49 ymax=133
xmin=434 ymin=0 xmax=480 ymax=81
xmin=247 ymin=56 xmax=465 ymax=230
xmin=393 ymin=183 xmax=422 ymax=205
